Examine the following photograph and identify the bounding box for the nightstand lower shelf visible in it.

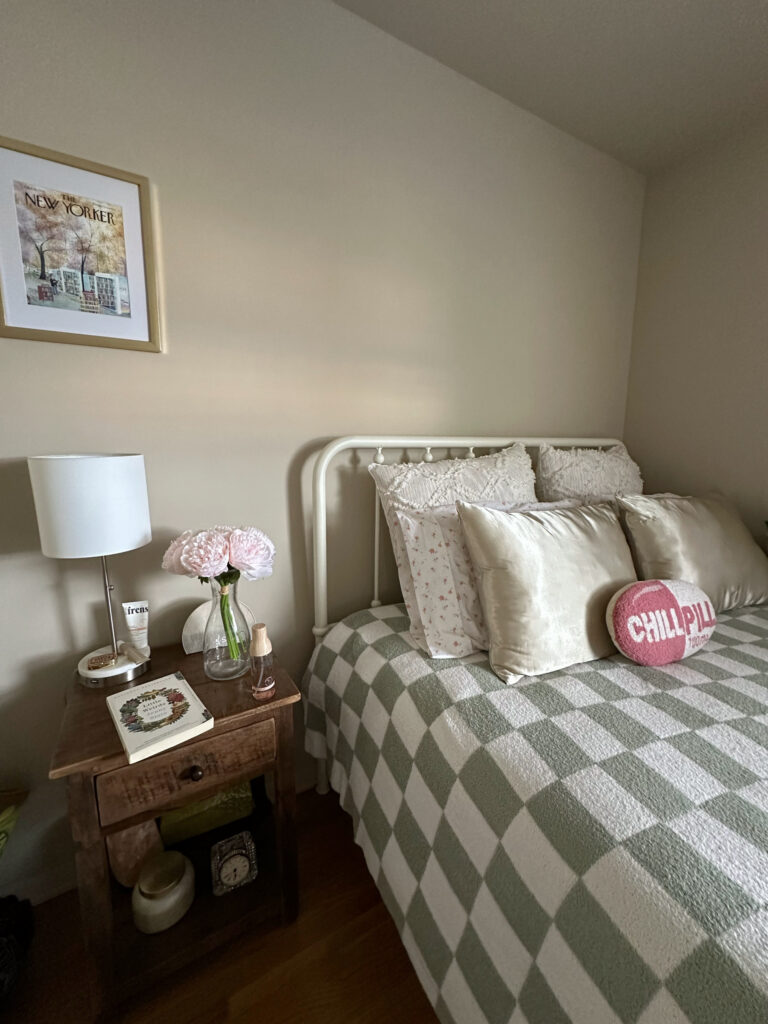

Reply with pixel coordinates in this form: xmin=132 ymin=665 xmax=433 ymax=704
xmin=110 ymin=814 xmax=280 ymax=997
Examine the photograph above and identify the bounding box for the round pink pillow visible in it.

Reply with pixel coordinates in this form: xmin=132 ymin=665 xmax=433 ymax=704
xmin=606 ymin=579 xmax=716 ymax=666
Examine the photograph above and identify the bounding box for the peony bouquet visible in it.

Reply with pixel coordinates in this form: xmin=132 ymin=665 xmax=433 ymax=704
xmin=162 ymin=526 xmax=275 ymax=662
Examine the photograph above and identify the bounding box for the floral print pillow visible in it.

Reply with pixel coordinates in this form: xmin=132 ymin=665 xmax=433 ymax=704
xmin=397 ymin=509 xmax=480 ymax=658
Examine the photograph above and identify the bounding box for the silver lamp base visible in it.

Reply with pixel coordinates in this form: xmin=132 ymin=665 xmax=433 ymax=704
xmin=77 ymin=645 xmax=151 ymax=688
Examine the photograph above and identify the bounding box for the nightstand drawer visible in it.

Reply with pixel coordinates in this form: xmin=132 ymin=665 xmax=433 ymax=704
xmin=96 ymin=718 xmax=276 ymax=827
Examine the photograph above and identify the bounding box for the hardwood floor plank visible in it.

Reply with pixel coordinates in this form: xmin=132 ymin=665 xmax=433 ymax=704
xmin=228 ymin=904 xmax=426 ymax=1023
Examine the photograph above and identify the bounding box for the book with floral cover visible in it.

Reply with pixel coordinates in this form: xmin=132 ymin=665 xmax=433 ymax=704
xmin=105 ymin=671 xmax=213 ymax=764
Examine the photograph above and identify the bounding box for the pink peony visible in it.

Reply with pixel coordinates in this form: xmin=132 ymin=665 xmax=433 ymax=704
xmin=228 ymin=527 xmax=275 ymax=581
xmin=161 ymin=530 xmax=196 ymax=576
xmin=179 ymin=530 xmax=230 ymax=579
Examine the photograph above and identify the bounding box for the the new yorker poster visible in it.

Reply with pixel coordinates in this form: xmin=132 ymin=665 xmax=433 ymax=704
xmin=13 ymin=180 xmax=131 ymax=317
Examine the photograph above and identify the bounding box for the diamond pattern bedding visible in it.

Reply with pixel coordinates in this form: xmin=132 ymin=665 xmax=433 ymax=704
xmin=303 ymin=604 xmax=768 ymax=1024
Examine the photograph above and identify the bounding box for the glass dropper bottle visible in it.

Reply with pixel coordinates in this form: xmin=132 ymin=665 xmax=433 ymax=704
xmin=250 ymin=623 xmax=276 ymax=701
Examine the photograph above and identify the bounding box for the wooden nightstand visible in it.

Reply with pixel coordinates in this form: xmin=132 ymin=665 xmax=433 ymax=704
xmin=49 ymin=645 xmax=301 ymax=1019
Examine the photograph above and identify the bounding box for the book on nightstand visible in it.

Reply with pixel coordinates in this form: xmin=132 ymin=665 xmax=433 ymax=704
xmin=105 ymin=671 xmax=214 ymax=764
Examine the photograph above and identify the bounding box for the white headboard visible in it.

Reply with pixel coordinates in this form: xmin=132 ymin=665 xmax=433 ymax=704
xmin=312 ymin=434 xmax=621 ymax=642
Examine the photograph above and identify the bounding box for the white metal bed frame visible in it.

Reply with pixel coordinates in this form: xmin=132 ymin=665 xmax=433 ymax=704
xmin=311 ymin=434 xmax=621 ymax=643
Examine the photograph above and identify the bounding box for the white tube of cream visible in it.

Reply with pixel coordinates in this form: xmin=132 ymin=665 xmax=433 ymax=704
xmin=122 ymin=600 xmax=150 ymax=656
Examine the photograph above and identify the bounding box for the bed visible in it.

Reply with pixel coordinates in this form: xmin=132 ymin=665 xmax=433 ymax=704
xmin=302 ymin=436 xmax=768 ymax=1024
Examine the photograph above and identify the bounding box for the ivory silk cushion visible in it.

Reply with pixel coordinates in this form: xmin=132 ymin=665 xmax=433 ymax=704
xmin=536 ymin=443 xmax=643 ymax=502
xmin=369 ymin=445 xmax=536 ymax=648
xmin=397 ymin=499 xmax=579 ymax=658
xmin=457 ymin=502 xmax=637 ymax=680
xmin=606 ymin=579 xmax=717 ymax=666
xmin=618 ymin=494 xmax=768 ymax=613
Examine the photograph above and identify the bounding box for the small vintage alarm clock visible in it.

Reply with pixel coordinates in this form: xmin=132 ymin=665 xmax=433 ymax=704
xmin=210 ymin=830 xmax=258 ymax=896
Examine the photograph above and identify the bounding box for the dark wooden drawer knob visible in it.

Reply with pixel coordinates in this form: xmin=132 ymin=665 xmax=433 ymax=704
xmin=189 ymin=765 xmax=204 ymax=782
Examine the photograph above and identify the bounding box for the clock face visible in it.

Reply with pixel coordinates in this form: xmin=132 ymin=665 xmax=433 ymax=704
xmin=220 ymin=852 xmax=250 ymax=887
xmin=211 ymin=830 xmax=258 ymax=896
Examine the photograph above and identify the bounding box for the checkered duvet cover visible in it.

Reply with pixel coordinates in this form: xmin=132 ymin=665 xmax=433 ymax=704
xmin=302 ymin=604 xmax=768 ymax=1024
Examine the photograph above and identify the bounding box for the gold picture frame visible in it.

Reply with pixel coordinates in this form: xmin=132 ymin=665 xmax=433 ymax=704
xmin=0 ymin=135 xmax=161 ymax=352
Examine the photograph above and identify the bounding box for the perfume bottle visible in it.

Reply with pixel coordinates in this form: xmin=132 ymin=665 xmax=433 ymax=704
xmin=250 ymin=623 xmax=276 ymax=701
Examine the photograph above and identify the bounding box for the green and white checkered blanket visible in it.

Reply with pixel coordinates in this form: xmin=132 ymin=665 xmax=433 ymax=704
xmin=303 ymin=604 xmax=768 ymax=1024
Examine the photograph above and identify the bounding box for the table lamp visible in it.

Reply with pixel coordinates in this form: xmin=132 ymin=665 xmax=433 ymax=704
xmin=28 ymin=453 xmax=152 ymax=687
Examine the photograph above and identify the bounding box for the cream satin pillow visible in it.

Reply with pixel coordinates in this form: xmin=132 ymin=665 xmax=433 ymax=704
xmin=396 ymin=499 xmax=580 ymax=658
xmin=617 ymin=494 xmax=768 ymax=612
xmin=457 ymin=502 xmax=637 ymax=680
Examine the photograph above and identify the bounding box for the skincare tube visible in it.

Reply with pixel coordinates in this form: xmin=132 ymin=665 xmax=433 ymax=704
xmin=122 ymin=601 xmax=150 ymax=657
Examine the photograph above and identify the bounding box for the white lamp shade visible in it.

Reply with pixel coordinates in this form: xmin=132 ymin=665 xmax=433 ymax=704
xmin=28 ymin=454 xmax=152 ymax=558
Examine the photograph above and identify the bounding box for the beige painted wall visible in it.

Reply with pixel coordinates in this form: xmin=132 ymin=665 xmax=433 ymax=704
xmin=0 ymin=0 xmax=643 ymax=901
xmin=625 ymin=117 xmax=768 ymax=534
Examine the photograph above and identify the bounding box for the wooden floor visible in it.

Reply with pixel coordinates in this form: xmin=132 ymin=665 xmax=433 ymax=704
xmin=7 ymin=791 xmax=437 ymax=1023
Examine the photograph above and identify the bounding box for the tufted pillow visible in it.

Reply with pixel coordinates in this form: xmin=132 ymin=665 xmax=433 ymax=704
xmin=606 ymin=579 xmax=716 ymax=666
xmin=369 ymin=446 xmax=536 ymax=648
xmin=536 ymin=443 xmax=643 ymax=502
xmin=618 ymin=493 xmax=768 ymax=613
xmin=458 ymin=501 xmax=637 ymax=680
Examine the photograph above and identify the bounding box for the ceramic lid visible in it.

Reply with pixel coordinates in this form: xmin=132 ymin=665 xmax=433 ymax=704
xmin=138 ymin=850 xmax=186 ymax=898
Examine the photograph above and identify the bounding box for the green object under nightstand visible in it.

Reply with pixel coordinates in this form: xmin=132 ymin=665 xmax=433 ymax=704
xmin=159 ymin=780 xmax=255 ymax=845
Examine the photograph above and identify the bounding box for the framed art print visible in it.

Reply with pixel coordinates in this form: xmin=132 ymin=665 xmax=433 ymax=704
xmin=0 ymin=136 xmax=161 ymax=352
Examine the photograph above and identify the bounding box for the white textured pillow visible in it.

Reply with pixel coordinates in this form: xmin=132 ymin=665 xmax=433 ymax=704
xmin=458 ymin=501 xmax=637 ymax=680
xmin=369 ymin=445 xmax=536 ymax=647
xmin=397 ymin=500 xmax=579 ymax=658
xmin=536 ymin=443 xmax=643 ymax=502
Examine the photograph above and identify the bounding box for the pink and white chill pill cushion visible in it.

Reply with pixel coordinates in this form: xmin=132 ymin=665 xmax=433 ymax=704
xmin=606 ymin=579 xmax=716 ymax=666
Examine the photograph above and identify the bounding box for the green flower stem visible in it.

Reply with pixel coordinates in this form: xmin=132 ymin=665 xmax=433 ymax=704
xmin=218 ymin=583 xmax=240 ymax=660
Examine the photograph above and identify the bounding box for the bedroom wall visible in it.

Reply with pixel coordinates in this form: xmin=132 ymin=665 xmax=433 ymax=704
xmin=0 ymin=0 xmax=644 ymax=902
xmin=625 ymin=116 xmax=768 ymax=535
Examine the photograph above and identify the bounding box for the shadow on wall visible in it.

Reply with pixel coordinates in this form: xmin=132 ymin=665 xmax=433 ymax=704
xmin=0 ymin=458 xmax=40 ymax=555
xmin=3 ymin=441 xmax=401 ymax=665
xmin=286 ymin=437 xmax=327 ymax=664
xmin=108 ymin=528 xmax=208 ymax=648
xmin=0 ymin=650 xmax=78 ymax=900
xmin=329 ymin=451 xmax=399 ymax=620
xmin=0 ymin=456 xmax=206 ymax=652
xmin=287 ymin=437 xmax=400 ymax=657
xmin=0 ymin=651 xmax=74 ymax=783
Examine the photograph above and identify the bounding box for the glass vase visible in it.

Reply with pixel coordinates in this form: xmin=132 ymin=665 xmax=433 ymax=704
xmin=203 ymin=578 xmax=250 ymax=680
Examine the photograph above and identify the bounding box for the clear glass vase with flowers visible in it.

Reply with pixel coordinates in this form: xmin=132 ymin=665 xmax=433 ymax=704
xmin=162 ymin=526 xmax=275 ymax=680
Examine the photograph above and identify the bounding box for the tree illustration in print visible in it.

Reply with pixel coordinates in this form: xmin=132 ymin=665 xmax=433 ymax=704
xmin=69 ymin=218 xmax=96 ymax=291
xmin=14 ymin=198 xmax=63 ymax=283
xmin=13 ymin=180 xmax=131 ymax=316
